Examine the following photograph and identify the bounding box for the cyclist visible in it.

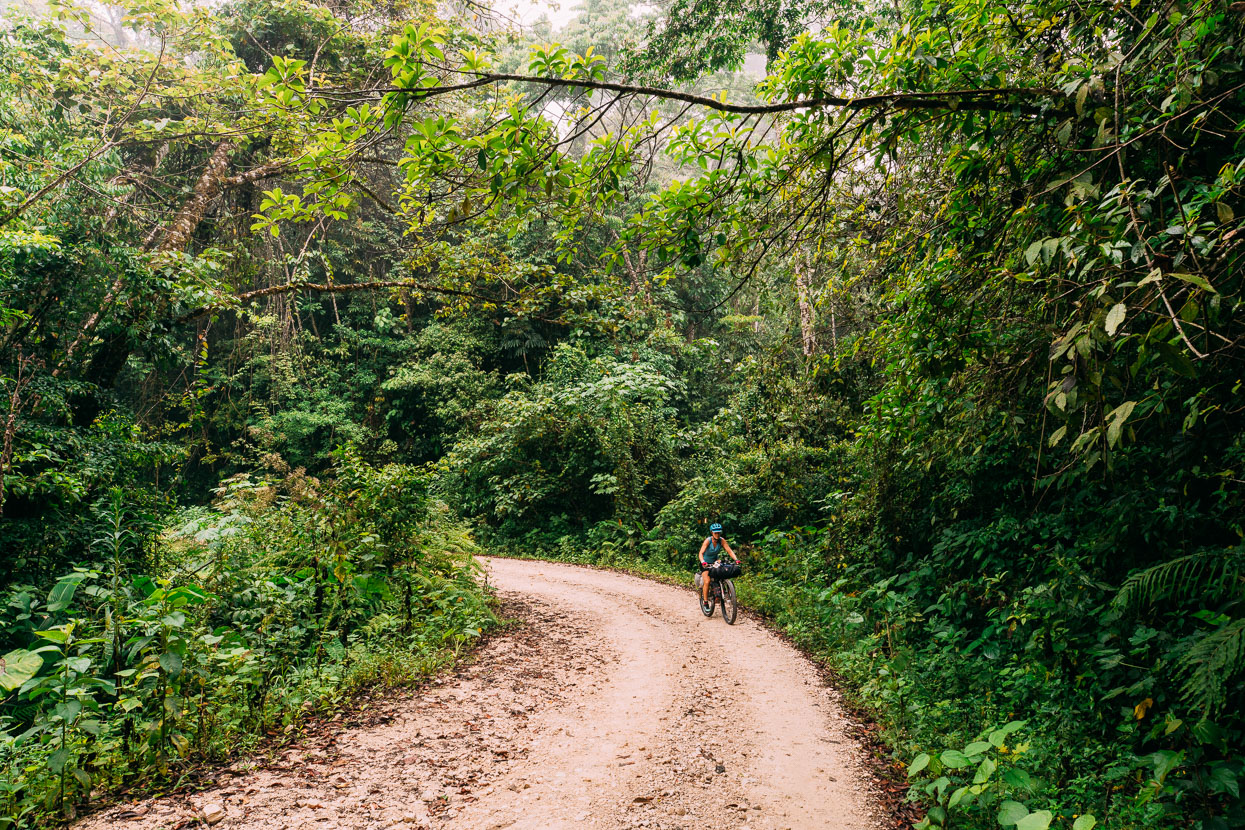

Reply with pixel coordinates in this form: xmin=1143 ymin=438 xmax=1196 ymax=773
xmin=698 ymin=523 xmax=739 ymax=607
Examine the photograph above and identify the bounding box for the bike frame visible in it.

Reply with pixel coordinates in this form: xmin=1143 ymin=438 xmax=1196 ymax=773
xmin=698 ymin=571 xmax=737 ymax=623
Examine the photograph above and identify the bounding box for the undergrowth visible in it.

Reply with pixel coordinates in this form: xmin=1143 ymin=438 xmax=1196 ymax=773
xmin=0 ymin=451 xmax=496 ymax=828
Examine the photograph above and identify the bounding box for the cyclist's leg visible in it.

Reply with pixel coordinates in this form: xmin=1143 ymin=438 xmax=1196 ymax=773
xmin=701 ymin=567 xmax=712 ymax=602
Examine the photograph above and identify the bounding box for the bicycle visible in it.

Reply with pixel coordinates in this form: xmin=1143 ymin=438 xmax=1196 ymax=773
xmin=695 ymin=562 xmax=739 ymax=625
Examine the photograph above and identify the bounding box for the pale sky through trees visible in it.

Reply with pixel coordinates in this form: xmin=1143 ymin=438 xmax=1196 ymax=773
xmin=509 ymin=0 xmax=582 ymax=29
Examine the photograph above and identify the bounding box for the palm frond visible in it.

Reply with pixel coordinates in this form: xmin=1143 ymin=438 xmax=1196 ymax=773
xmin=1179 ymin=618 xmax=1245 ymax=715
xmin=1114 ymin=548 xmax=1244 ymax=612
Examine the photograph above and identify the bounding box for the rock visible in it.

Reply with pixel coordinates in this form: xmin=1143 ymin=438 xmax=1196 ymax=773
xmin=201 ymin=802 xmax=226 ymax=825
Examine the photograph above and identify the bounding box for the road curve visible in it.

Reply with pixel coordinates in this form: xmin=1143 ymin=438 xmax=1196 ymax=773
xmin=460 ymin=556 xmax=881 ymax=830
xmin=77 ymin=557 xmax=881 ymax=830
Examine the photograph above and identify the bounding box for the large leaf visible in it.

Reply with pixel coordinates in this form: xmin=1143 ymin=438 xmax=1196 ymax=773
xmin=1170 ymin=272 xmax=1216 ymax=293
xmin=1015 ymin=810 xmax=1053 ymax=830
xmin=1106 ymin=401 xmax=1137 ymax=449
xmin=908 ymin=753 xmax=931 ymax=777
xmin=939 ymin=749 xmax=971 ymax=769
xmin=159 ymin=652 xmax=183 ymax=678
xmin=1104 ymin=303 xmax=1126 ymax=336
xmin=973 ymin=756 xmax=998 ymax=784
xmin=46 ymin=579 xmax=79 ymax=613
xmin=997 ymin=801 xmax=1029 ymax=826
xmin=1002 ymin=768 xmax=1036 ymax=791
xmin=48 ymin=746 xmax=70 ymax=774
xmin=964 ymin=740 xmax=992 ymax=757
xmin=0 ymin=649 xmax=43 ymax=691
xmin=1150 ymin=749 xmax=1183 ymax=784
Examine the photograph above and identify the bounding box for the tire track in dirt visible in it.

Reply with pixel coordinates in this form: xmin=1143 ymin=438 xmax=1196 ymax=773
xmin=77 ymin=557 xmax=881 ymax=830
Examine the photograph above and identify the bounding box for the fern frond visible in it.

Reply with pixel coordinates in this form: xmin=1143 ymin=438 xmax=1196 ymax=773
xmin=1114 ymin=548 xmax=1244 ymax=612
xmin=1178 ymin=618 xmax=1245 ymax=715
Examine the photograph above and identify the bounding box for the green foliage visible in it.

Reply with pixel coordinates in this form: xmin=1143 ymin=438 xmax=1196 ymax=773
xmin=0 ymin=456 xmax=494 ymax=826
xmin=903 ymin=721 xmax=1083 ymax=830
xmin=4 ymin=0 xmax=1245 ymax=828
xmin=1179 ymin=619 xmax=1245 ymax=719
xmin=440 ymin=344 xmax=685 ymax=544
xmin=619 ymin=0 xmax=844 ymax=80
xmin=1116 ymin=551 xmax=1244 ymax=614
xmin=1116 ymin=549 xmax=1245 ymax=716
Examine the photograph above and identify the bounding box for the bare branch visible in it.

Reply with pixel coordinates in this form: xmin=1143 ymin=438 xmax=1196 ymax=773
xmin=350 ymin=73 xmax=1053 ymax=116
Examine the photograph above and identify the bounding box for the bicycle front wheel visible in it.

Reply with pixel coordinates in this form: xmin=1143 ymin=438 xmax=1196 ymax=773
xmin=698 ymin=573 xmax=715 ymax=617
xmin=721 ymin=579 xmax=737 ymax=625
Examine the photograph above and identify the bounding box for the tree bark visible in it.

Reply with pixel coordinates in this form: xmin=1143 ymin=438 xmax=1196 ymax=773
xmin=829 ymin=295 xmax=838 ymax=351
xmin=148 ymin=139 xmax=236 ymax=253
xmin=0 ymin=355 xmax=38 ymax=518
xmin=607 ymin=227 xmax=650 ymax=299
xmin=794 ymin=251 xmax=818 ymax=357
xmin=385 ymin=73 xmax=1051 ymax=117
xmin=143 ymin=142 xmax=290 ymax=253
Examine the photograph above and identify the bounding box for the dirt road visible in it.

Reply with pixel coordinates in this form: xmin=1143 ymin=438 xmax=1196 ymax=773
xmin=80 ymin=557 xmax=881 ymax=830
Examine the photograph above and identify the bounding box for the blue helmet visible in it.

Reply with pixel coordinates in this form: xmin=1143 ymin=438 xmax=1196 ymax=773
xmin=710 ymin=523 xmax=723 ymax=533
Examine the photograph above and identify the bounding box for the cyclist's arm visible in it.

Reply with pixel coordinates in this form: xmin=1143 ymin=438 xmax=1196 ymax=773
xmin=697 ymin=537 xmax=710 ymax=566
xmin=722 ymin=539 xmax=739 ymax=561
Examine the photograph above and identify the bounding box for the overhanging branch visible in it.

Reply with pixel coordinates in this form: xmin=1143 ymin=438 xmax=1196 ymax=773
xmin=343 ymin=73 xmax=1052 ymax=116
xmin=178 ymin=279 xmax=489 ymax=323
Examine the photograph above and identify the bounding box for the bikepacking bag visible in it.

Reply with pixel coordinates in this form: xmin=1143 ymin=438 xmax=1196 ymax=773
xmin=711 ymin=561 xmax=741 ymax=579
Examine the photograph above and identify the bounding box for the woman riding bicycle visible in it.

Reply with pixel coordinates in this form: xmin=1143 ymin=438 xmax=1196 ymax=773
xmin=698 ymin=523 xmax=740 ymax=606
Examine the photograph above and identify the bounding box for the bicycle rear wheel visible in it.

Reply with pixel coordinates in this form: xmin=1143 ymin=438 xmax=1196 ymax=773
xmin=721 ymin=579 xmax=737 ymax=625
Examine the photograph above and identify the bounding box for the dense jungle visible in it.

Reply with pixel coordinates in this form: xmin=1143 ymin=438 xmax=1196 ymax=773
xmin=0 ymin=0 xmax=1242 ymax=826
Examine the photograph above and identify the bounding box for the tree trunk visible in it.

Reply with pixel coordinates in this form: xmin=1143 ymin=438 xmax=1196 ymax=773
xmin=143 ymin=142 xmax=287 ymax=253
xmin=0 ymin=354 xmax=37 ymax=518
xmin=59 ymin=145 xmax=284 ymax=384
xmin=794 ymin=251 xmax=818 ymax=357
xmin=608 ymin=227 xmax=651 ymax=300
xmin=148 ymin=139 xmax=235 ymax=253
xmin=829 ymin=296 xmax=838 ymax=351
xmin=106 ymin=6 xmax=129 ymax=48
